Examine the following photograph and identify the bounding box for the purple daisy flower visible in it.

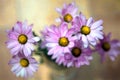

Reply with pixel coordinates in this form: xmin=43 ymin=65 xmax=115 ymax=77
xmin=6 ymin=21 xmax=40 ymax=57
xmin=72 ymin=13 xmax=104 ymax=48
xmin=56 ymin=2 xmax=78 ymax=23
xmin=8 ymin=54 xmax=39 ymax=78
xmin=41 ymin=23 xmax=76 ymax=59
xmin=95 ymin=33 xmax=120 ymax=62
xmin=56 ymin=40 xmax=93 ymax=68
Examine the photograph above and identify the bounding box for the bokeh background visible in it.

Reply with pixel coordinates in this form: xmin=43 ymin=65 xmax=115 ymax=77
xmin=0 ymin=0 xmax=120 ymax=80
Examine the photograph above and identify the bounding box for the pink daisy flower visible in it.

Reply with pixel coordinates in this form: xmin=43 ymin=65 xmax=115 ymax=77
xmin=95 ymin=33 xmax=120 ymax=62
xmin=56 ymin=2 xmax=78 ymax=23
xmin=56 ymin=40 xmax=93 ymax=68
xmin=8 ymin=54 xmax=39 ymax=78
xmin=41 ymin=23 xmax=76 ymax=59
xmin=6 ymin=21 xmax=40 ymax=57
xmin=72 ymin=13 xmax=104 ymax=48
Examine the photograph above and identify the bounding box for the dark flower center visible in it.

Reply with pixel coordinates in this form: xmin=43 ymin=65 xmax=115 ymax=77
xmin=59 ymin=37 xmax=69 ymax=47
xmin=18 ymin=34 xmax=28 ymax=44
xmin=72 ymin=47 xmax=82 ymax=57
xmin=20 ymin=58 xmax=29 ymax=67
xmin=81 ymin=26 xmax=91 ymax=35
xmin=102 ymin=42 xmax=111 ymax=51
xmin=64 ymin=14 xmax=73 ymax=23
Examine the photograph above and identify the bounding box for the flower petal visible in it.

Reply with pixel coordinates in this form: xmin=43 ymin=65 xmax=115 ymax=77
xmin=56 ymin=8 xmax=62 ymax=14
xmin=46 ymin=43 xmax=58 ymax=48
xmin=91 ymin=20 xmax=103 ymax=29
xmin=23 ymin=45 xmax=31 ymax=56
xmin=86 ymin=17 xmax=93 ymax=26
xmin=11 ymin=45 xmax=21 ymax=55
xmin=82 ymin=35 xmax=88 ymax=48
xmin=14 ymin=21 xmax=22 ymax=33
xmin=87 ymin=35 xmax=96 ymax=46
xmin=7 ymin=41 xmax=18 ymax=49
xmin=47 ymin=48 xmax=56 ymax=55
xmin=29 ymin=37 xmax=40 ymax=43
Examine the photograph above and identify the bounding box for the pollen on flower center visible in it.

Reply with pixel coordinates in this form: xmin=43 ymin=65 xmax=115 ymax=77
xmin=59 ymin=37 xmax=69 ymax=47
xmin=64 ymin=13 xmax=73 ymax=23
xmin=18 ymin=34 xmax=28 ymax=44
xmin=20 ymin=58 xmax=29 ymax=67
xmin=72 ymin=47 xmax=81 ymax=57
xmin=102 ymin=42 xmax=111 ymax=51
xmin=81 ymin=26 xmax=91 ymax=35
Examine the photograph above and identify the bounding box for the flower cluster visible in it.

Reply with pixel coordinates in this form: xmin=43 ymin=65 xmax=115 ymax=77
xmin=6 ymin=2 xmax=120 ymax=78
xmin=41 ymin=2 xmax=104 ymax=68
xmin=6 ymin=21 xmax=40 ymax=78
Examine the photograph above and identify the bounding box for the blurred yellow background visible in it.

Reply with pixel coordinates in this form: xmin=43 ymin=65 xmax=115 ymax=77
xmin=0 ymin=0 xmax=120 ymax=80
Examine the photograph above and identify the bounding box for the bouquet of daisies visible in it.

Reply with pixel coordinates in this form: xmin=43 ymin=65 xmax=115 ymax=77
xmin=6 ymin=2 xmax=120 ymax=78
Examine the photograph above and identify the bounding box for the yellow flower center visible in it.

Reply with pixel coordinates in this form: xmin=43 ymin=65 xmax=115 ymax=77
xmin=72 ymin=47 xmax=81 ymax=57
xmin=59 ymin=37 xmax=69 ymax=47
xmin=18 ymin=34 xmax=28 ymax=44
xmin=102 ymin=42 xmax=111 ymax=51
xmin=20 ymin=58 xmax=29 ymax=67
xmin=81 ymin=26 xmax=91 ymax=35
xmin=64 ymin=14 xmax=73 ymax=23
